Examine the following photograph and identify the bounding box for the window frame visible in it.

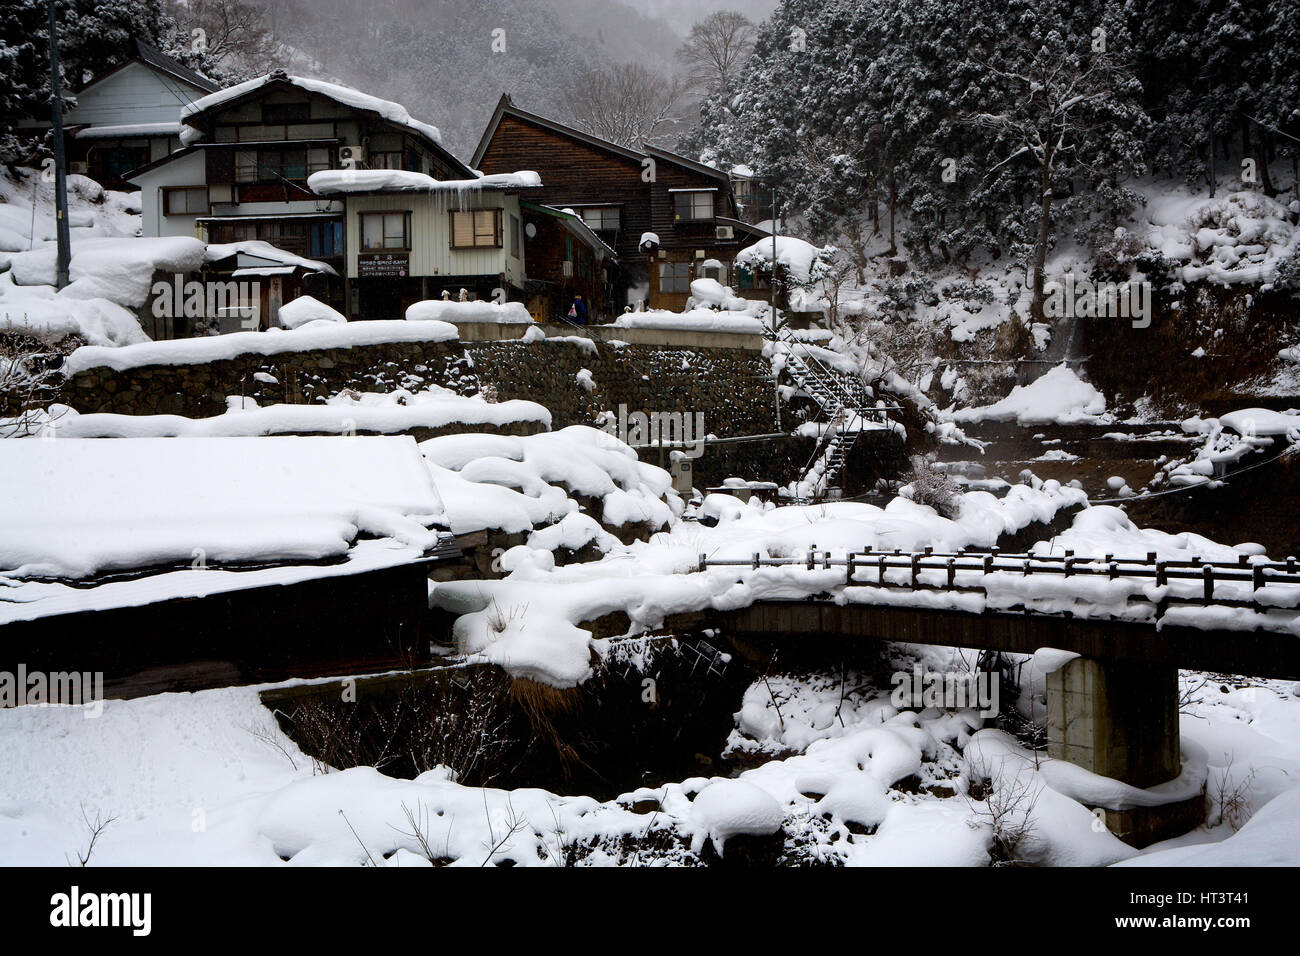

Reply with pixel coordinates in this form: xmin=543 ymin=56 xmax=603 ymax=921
xmin=579 ymin=206 xmax=620 ymax=232
xmin=162 ymin=186 xmax=210 ymax=216
xmin=658 ymin=261 xmax=691 ymax=294
xmin=360 ymin=211 xmax=412 ymax=252
xmin=449 ymin=208 xmax=504 ymax=250
xmin=673 ymin=190 xmax=715 ymax=222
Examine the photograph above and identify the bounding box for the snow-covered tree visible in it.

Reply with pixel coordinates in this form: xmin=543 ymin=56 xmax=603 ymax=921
xmin=968 ymin=1 xmax=1149 ymax=320
xmin=563 ymin=63 xmax=686 ymax=148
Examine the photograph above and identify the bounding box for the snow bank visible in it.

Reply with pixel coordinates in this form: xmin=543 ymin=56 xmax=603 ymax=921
xmin=63 ymin=319 xmax=459 ymax=374
xmin=1145 ymin=190 xmax=1300 ymax=288
xmin=0 ymin=166 xmax=140 ymax=255
xmin=0 ymin=272 xmax=146 ymax=347
xmin=690 ymin=780 xmax=784 ymax=855
xmin=953 ymin=364 xmax=1107 ymax=426
xmin=278 ymin=295 xmax=346 ymax=329
xmin=433 ymin=482 xmax=1083 ymax=687
xmin=1219 ymin=407 xmax=1300 ymax=438
xmin=2 ymin=236 xmax=209 ymax=346
xmin=608 ymin=308 xmax=765 ymax=333
xmin=406 ymin=299 xmax=532 ymax=324
xmin=688 ymin=277 xmax=750 ymax=311
xmin=39 ymin=385 xmax=550 ymax=440
xmin=0 ymin=436 xmax=443 ymax=580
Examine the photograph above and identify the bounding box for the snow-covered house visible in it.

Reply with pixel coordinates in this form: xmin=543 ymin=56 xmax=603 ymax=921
xmin=472 ymin=95 xmax=770 ymax=314
xmin=0 ymin=436 xmax=461 ymax=696
xmin=305 ymin=167 xmax=542 ymax=320
xmin=20 ymin=39 xmax=220 ymax=190
xmin=128 ymin=72 xmax=544 ymax=321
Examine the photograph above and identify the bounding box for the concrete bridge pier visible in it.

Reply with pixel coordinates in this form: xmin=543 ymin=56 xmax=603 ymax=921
xmin=1046 ymin=657 xmax=1179 ymax=787
xmin=1046 ymin=657 xmax=1203 ymax=845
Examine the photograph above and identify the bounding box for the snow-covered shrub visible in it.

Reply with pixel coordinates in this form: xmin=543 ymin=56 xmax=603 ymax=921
xmin=903 ymin=455 xmax=960 ymax=518
xmin=0 ymin=330 xmax=77 ymax=435
xmin=1092 ymin=226 xmax=1147 ymax=278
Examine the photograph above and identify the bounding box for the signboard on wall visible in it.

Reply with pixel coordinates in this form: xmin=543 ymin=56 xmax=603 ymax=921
xmin=358 ymin=253 xmax=409 ymax=278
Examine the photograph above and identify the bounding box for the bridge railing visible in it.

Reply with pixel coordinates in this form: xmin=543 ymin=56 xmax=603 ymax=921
xmin=694 ymin=547 xmax=1300 ymax=613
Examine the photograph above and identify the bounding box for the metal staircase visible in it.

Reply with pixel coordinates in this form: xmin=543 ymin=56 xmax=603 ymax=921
xmin=764 ymin=323 xmax=893 ymax=502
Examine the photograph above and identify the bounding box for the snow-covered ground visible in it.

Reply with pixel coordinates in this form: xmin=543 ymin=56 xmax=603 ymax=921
xmin=2 ymin=645 xmax=1294 ymax=867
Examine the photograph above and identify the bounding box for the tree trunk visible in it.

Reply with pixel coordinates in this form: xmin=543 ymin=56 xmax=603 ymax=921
xmin=1257 ymin=126 xmax=1276 ymax=196
xmin=1030 ymin=156 xmax=1053 ymax=323
xmin=887 ymin=173 xmax=897 ymax=255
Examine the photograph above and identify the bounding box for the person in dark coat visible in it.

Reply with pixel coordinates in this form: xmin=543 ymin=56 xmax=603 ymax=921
xmin=566 ymin=294 xmax=588 ymax=325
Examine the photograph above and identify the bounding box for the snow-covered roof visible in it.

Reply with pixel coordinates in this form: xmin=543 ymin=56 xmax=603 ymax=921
xmin=0 ymin=436 xmax=444 ymax=582
xmin=205 ymin=239 xmax=338 ymax=276
xmin=179 ymin=74 xmax=444 ymax=148
xmin=306 ymin=169 xmax=540 ymax=196
xmin=72 ymin=122 xmax=181 ymax=139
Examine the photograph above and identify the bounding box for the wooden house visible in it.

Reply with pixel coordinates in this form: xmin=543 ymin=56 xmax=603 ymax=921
xmin=472 ymin=95 xmax=770 ymax=316
xmin=20 ymin=39 xmax=220 ymax=189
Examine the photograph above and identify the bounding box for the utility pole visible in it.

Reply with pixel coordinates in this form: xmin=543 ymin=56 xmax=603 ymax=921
xmin=771 ymin=185 xmax=779 ymax=333
xmin=48 ymin=0 xmax=72 ymax=289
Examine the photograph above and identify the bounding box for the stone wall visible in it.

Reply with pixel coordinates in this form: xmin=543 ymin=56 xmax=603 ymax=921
xmin=62 ymin=339 xmax=478 ymax=418
xmin=463 ymin=337 xmax=779 ymax=433
xmin=59 ymin=332 xmax=907 ymax=490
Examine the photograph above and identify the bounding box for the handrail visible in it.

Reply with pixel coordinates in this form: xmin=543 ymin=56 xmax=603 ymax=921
xmin=694 ymin=546 xmax=1300 ymax=612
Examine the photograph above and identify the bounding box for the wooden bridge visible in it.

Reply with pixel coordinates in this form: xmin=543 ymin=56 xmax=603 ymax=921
xmin=671 ymin=547 xmax=1300 ymax=836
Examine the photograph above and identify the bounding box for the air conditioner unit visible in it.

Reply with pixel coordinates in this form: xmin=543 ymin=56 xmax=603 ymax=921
xmin=69 ymin=161 xmax=88 ymax=176
xmin=561 ymin=260 xmax=573 ymax=277
xmin=338 ymin=144 xmax=366 ymax=167
xmin=715 ymin=225 xmax=735 ymax=240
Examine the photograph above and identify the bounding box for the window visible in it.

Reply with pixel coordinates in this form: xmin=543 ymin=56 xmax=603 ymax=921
xmin=269 ymin=148 xmax=308 ymax=182
xmin=674 ymin=191 xmax=714 ymax=221
xmin=509 ymin=215 xmax=520 ymax=259
xmin=262 ymin=102 xmax=311 ymax=124
xmin=370 ymin=151 xmax=404 ymax=170
xmin=163 ymin=187 xmax=209 ymax=216
xmin=450 ymin=209 xmax=502 ymax=249
xmin=579 ymin=207 xmax=620 ymax=233
xmin=659 ymin=261 xmax=691 ymax=294
xmin=236 ymin=148 xmax=313 ymax=184
xmin=361 ymin=212 xmax=410 ymax=251
xmin=307 ymin=148 xmax=331 ymax=176
xmin=235 ymin=150 xmax=258 ymax=183
xmin=93 ymin=146 xmax=149 ymax=181
xmin=736 ymin=264 xmax=768 ymax=291
xmin=310 ymin=220 xmax=344 ymax=258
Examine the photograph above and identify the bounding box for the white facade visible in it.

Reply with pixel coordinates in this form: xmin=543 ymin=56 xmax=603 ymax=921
xmin=344 ymin=191 xmax=525 ymax=287
xmin=65 ymin=61 xmax=208 ymax=128
xmin=132 ymin=149 xmax=207 ymax=239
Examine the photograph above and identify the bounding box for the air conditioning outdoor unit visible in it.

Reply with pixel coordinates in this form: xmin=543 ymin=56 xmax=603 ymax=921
xmin=561 ymin=260 xmax=573 ymax=277
xmin=338 ymin=144 xmax=366 ymax=167
xmin=715 ymin=225 xmax=735 ymax=240
xmin=69 ymin=161 xmax=88 ymax=176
